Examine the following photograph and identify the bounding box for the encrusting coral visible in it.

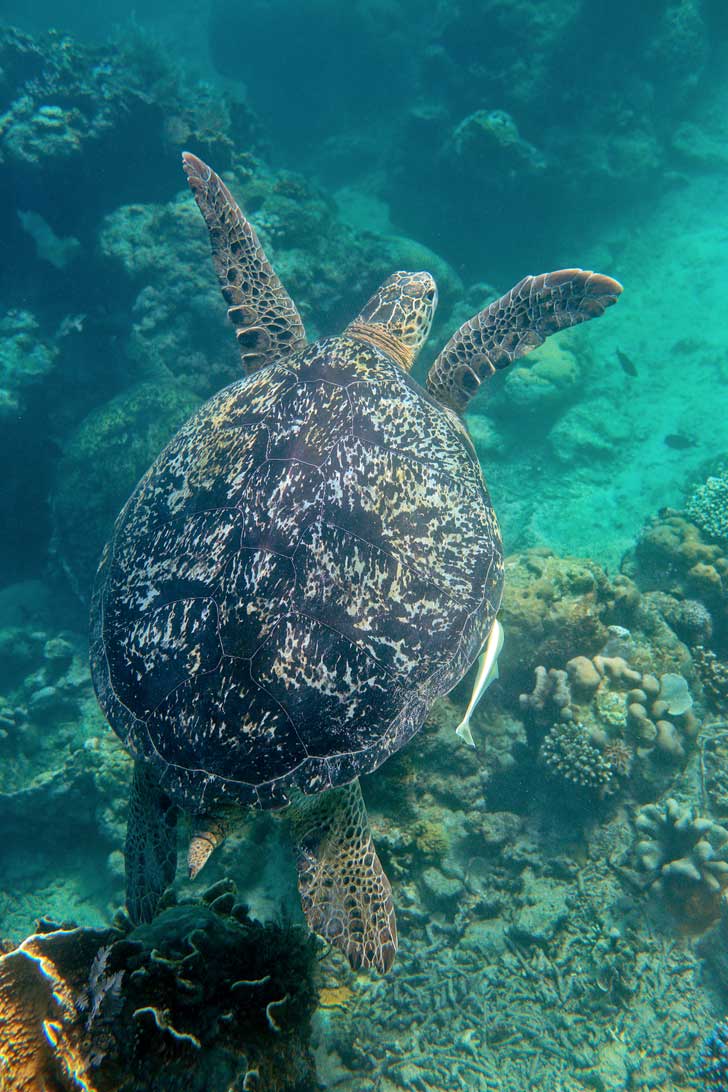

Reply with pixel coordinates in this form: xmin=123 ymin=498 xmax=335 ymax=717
xmin=634 ymin=798 xmax=728 ymax=928
xmin=0 ymin=881 xmax=319 ymax=1091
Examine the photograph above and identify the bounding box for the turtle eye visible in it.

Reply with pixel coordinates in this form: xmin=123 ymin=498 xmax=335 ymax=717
xmin=424 ymin=288 xmax=436 ymax=303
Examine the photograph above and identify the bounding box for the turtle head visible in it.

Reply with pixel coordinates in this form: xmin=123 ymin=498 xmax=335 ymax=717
xmin=345 ymin=271 xmax=438 ymax=372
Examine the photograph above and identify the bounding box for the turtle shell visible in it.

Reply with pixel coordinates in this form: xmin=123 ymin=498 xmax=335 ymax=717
xmin=90 ymin=336 xmax=503 ymax=810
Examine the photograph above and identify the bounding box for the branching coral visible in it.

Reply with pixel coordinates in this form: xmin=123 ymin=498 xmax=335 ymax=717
xmin=687 ymin=469 xmax=728 ymax=546
xmin=540 ymin=721 xmax=614 ymax=792
xmin=695 ymin=647 xmax=728 ymax=711
xmin=634 ymin=799 xmax=728 ymax=927
xmin=696 ymin=1017 xmax=728 ymax=1091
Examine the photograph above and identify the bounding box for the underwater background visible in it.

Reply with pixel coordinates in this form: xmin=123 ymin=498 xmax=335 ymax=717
xmin=1 ymin=1 xmax=728 ymax=1089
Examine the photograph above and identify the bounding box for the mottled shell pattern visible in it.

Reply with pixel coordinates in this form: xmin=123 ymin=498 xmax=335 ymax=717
xmin=90 ymin=328 xmax=503 ymax=811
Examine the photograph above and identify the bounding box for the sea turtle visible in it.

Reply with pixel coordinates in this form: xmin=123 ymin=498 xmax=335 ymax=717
xmin=90 ymin=154 xmax=622 ymax=973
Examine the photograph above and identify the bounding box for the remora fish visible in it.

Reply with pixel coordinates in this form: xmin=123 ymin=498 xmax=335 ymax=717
xmin=455 ymin=619 xmax=504 ymax=747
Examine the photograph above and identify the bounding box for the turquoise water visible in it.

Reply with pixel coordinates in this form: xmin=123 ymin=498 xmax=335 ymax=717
xmin=1 ymin=4 xmax=727 ymax=1090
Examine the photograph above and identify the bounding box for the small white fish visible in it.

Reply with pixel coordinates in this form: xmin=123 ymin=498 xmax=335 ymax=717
xmin=455 ymin=619 xmax=504 ymax=748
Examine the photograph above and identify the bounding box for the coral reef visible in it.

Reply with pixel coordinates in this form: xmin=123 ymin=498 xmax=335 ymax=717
xmin=520 ymin=651 xmax=699 ymax=798
xmin=0 ymin=310 xmax=58 ymax=420
xmin=1 ymin=11 xmax=728 ymax=1092
xmin=634 ymin=799 xmax=728 ymax=928
xmin=0 ymin=883 xmax=319 ymax=1091
xmin=497 ymin=549 xmax=616 ymax=698
xmin=316 ymin=811 xmax=713 ymax=1090
xmin=0 ymin=24 xmax=259 ymax=231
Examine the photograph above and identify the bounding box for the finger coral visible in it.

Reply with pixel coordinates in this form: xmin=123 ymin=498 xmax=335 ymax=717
xmin=634 ymin=799 xmax=728 ymax=928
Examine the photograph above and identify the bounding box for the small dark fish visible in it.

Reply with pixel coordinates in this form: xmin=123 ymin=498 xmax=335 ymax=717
xmin=616 ymin=348 xmax=638 ymax=377
xmin=664 ymin=433 xmax=697 ymax=450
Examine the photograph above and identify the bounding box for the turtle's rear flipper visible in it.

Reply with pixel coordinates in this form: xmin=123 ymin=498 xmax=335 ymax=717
xmin=125 ymin=760 xmax=179 ymax=925
xmin=291 ymin=780 xmax=397 ymax=974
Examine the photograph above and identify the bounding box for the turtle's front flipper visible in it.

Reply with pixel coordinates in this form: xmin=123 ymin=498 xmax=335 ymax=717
xmin=125 ymin=760 xmax=179 ymax=925
xmin=182 ymin=152 xmax=307 ymax=374
xmin=426 ymin=268 xmax=622 ymax=412
xmin=290 ymin=780 xmax=397 ymax=974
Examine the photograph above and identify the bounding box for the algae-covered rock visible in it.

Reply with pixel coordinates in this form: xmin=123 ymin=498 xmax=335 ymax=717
xmin=53 ymin=380 xmax=199 ymax=600
xmin=499 ymin=339 xmax=581 ymax=416
xmin=499 ymin=549 xmax=615 ymax=697
xmin=420 ymin=867 xmax=461 ymax=912
xmin=548 ymin=396 xmax=632 ymax=463
xmin=450 ymin=108 xmax=546 ymax=181
xmin=0 ymin=310 xmax=59 ymax=420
